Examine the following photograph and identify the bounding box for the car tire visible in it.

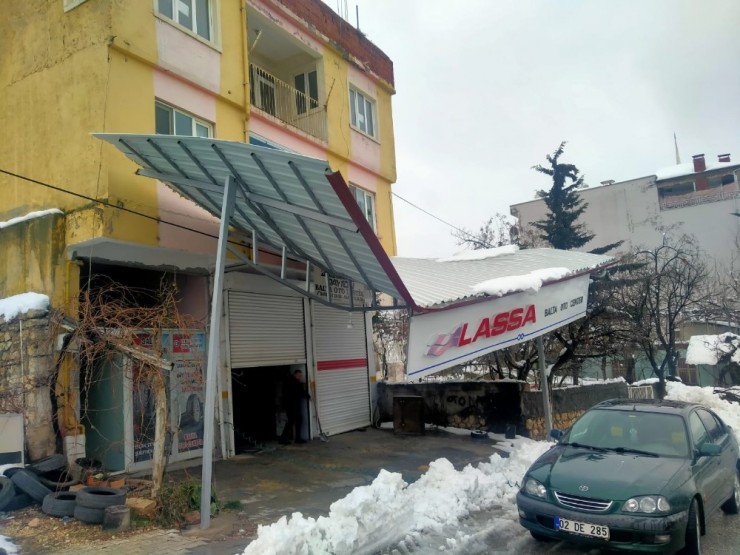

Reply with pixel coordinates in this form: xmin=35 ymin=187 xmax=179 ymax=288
xmin=76 ymin=487 xmax=126 ymax=510
xmin=28 ymin=454 xmax=66 ymax=475
xmin=681 ymin=499 xmax=701 ymax=555
xmin=74 ymin=504 xmax=105 ymax=525
xmin=721 ymin=472 xmax=740 ymax=515
xmin=3 ymin=492 xmax=34 ymax=512
xmin=42 ymin=492 xmax=78 ymax=518
xmin=530 ymin=531 xmax=553 ymax=542
xmin=37 ymin=468 xmax=78 ymax=491
xmin=2 ymin=467 xmax=23 ymax=479
xmin=0 ymin=476 xmax=16 ymax=511
xmin=10 ymin=469 xmax=53 ymax=503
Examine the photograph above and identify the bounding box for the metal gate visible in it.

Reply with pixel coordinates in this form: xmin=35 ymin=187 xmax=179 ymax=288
xmin=312 ymin=303 xmax=370 ymax=435
xmin=227 ymin=292 xmax=306 ymax=367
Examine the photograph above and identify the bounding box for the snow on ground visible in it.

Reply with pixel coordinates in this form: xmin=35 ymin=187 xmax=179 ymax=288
xmin=0 ymin=292 xmax=49 ymax=322
xmin=0 ymin=209 xmax=62 ymax=230
xmin=242 ymin=383 xmax=740 ymax=555
xmin=686 ymin=333 xmax=740 ymax=365
xmin=0 ymin=535 xmax=18 ymax=555
xmin=472 ymin=267 xmax=570 ymax=297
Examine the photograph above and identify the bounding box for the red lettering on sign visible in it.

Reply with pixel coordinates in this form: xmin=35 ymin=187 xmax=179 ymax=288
xmin=473 ymin=318 xmax=490 ymax=342
xmin=457 ymin=323 xmax=472 ymax=346
xmin=453 ymin=305 xmax=537 ymax=348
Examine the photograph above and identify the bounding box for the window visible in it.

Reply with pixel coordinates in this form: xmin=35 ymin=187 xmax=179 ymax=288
xmin=294 ymin=70 xmax=319 ymax=114
xmin=157 ymin=0 xmax=211 ymax=41
xmin=689 ymin=412 xmax=709 ymax=449
xmin=349 ymin=87 xmax=376 ymax=138
xmin=351 ymin=185 xmax=377 ymax=232
xmin=697 ymin=409 xmax=724 ymax=442
xmin=155 ymin=102 xmax=212 ymax=137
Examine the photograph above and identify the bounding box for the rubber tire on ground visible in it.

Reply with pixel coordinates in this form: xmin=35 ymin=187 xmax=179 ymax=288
xmin=37 ymin=469 xmax=78 ymax=491
xmin=470 ymin=430 xmax=488 ymax=440
xmin=721 ymin=471 xmax=740 ymax=515
xmin=530 ymin=531 xmax=553 ymax=542
xmin=10 ymin=469 xmax=53 ymax=503
xmin=74 ymin=504 xmax=105 ymax=525
xmin=76 ymin=487 xmax=126 ymax=510
xmin=42 ymin=492 xmax=78 ymax=518
xmin=3 ymin=492 xmax=34 ymax=512
xmin=680 ymin=499 xmax=701 ymax=555
xmin=0 ymin=476 xmax=16 ymax=511
xmin=2 ymin=467 xmax=22 ymax=479
xmin=28 ymin=454 xmax=66 ymax=475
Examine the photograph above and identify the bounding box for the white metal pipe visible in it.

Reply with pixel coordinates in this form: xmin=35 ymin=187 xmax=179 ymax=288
xmin=537 ymin=336 xmax=553 ymax=436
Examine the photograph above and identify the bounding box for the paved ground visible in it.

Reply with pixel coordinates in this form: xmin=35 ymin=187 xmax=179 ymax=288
xmin=5 ymin=427 xmax=502 ymax=555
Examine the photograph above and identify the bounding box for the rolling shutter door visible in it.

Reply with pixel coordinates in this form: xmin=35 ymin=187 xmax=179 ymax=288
xmin=228 ymin=292 xmax=306 ymax=367
xmin=312 ymin=303 xmax=370 ymax=435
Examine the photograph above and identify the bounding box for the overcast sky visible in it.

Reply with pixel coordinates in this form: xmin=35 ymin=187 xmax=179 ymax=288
xmin=323 ymin=0 xmax=740 ymax=258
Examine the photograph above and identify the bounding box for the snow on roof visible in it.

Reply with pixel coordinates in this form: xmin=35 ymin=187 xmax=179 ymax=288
xmin=473 ymin=267 xmax=570 ymax=297
xmin=0 ymin=292 xmax=50 ymax=322
xmin=0 ymin=209 xmax=62 ymax=230
xmin=391 ymin=248 xmax=613 ymax=308
xmin=654 ymin=160 xmax=738 ymax=181
xmin=436 ymin=245 xmax=519 ymax=262
xmin=685 ymin=333 xmax=740 ymax=366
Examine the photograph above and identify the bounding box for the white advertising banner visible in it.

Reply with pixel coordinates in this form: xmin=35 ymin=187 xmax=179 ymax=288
xmin=406 ymin=274 xmax=591 ymax=379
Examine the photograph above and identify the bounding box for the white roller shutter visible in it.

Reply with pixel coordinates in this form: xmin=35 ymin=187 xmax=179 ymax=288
xmin=228 ymin=292 xmax=306 ymax=367
xmin=312 ymin=303 xmax=370 ymax=435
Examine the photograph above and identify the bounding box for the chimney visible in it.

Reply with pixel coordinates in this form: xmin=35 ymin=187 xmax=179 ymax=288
xmin=718 ymin=153 xmax=731 ymax=163
xmin=692 ymin=154 xmax=706 ymax=173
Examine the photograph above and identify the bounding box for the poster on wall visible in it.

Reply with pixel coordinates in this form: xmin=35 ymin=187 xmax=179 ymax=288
xmin=131 ymin=333 xmax=157 ymax=463
xmin=166 ymin=332 xmax=207 ymax=456
xmin=310 ymin=268 xmax=366 ymax=306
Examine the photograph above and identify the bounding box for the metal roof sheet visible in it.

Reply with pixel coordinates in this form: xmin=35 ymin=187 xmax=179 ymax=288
xmin=391 ymin=248 xmax=614 ymax=309
xmin=94 ymin=134 xmax=413 ymax=305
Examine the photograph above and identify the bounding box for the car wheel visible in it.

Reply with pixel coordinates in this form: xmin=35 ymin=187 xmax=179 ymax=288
xmin=681 ymin=499 xmax=701 ymax=555
xmin=10 ymin=469 xmax=53 ymax=503
xmin=530 ymin=531 xmax=553 ymax=542
xmin=721 ymin=472 xmax=740 ymax=515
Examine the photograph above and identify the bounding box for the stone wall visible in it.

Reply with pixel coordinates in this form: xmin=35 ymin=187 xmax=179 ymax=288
xmin=522 ymin=382 xmax=628 ymax=440
xmin=378 ymin=380 xmax=628 ymax=440
xmin=0 ymin=309 xmax=57 ymax=460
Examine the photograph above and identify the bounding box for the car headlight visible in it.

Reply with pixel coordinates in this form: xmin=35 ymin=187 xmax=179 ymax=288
xmin=623 ymin=496 xmax=671 ymax=513
xmin=524 ymin=478 xmax=547 ymax=498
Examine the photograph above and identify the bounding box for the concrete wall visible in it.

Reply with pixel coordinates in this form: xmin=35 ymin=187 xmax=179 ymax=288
xmin=0 ymin=310 xmax=57 ymax=461
xmin=378 ymin=381 xmax=628 ymax=440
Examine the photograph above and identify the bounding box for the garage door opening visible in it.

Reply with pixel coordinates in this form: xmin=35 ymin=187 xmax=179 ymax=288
xmin=231 ymin=365 xmax=309 ymax=452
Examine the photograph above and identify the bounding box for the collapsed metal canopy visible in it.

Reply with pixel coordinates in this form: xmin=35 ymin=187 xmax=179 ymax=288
xmin=93 ymin=133 xmax=414 ymax=308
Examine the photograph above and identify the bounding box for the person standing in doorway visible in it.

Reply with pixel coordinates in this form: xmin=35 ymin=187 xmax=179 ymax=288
xmin=280 ymin=369 xmax=309 ymax=444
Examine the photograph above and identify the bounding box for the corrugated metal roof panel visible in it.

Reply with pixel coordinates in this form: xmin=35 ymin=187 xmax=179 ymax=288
xmin=391 ymin=248 xmax=613 ymax=309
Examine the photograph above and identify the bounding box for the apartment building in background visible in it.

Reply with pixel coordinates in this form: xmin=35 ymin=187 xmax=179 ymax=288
xmin=1 ymin=0 xmax=397 ymax=467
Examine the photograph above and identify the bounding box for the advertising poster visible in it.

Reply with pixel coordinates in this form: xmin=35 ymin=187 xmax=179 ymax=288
xmin=169 ymin=332 xmax=206 ymax=455
xmin=132 ymin=333 xmax=156 ymax=463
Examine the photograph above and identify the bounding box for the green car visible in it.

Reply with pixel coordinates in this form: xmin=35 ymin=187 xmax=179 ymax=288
xmin=516 ymin=399 xmax=740 ymax=553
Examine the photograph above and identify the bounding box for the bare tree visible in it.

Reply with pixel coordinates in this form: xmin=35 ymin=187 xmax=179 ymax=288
xmin=618 ymin=235 xmax=709 ymax=398
xmin=453 ymin=213 xmax=516 ymax=250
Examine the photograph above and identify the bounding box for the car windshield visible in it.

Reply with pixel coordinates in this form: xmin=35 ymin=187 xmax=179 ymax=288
xmin=563 ymin=408 xmax=689 ymax=458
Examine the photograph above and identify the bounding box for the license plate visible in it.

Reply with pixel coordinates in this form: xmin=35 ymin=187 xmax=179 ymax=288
xmin=555 ymin=517 xmax=610 ymax=540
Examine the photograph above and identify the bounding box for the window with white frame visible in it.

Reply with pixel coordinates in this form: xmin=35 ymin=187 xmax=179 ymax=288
xmin=351 ymin=185 xmax=377 ymax=232
xmin=349 ymin=87 xmax=376 ymax=139
xmin=157 ymin=0 xmax=212 ymax=41
xmin=155 ymin=102 xmax=212 ymax=137
xmin=294 ymin=70 xmax=319 ymax=114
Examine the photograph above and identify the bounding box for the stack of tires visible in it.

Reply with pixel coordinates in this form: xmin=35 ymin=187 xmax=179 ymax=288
xmin=1 ymin=455 xmax=77 ymax=513
xmin=73 ymin=487 xmax=128 ymax=525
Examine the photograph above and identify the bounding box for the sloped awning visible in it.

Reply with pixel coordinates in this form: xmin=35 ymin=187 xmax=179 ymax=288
xmin=94 ymin=134 xmax=414 ymax=309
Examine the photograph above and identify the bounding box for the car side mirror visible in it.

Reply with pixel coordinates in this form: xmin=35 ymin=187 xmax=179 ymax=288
xmin=549 ymin=429 xmax=564 ymax=441
xmin=698 ymin=443 xmax=721 ymax=457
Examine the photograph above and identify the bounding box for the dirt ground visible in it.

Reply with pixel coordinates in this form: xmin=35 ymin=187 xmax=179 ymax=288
xmin=0 ymin=505 xmax=257 ymax=554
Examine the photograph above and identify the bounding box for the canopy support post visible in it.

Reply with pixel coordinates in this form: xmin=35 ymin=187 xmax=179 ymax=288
xmin=201 ymin=175 xmax=236 ymax=529
xmin=537 ymin=336 xmax=553 ymax=437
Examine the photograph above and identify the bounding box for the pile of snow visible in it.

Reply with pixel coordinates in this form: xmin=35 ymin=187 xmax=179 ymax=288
xmin=0 ymin=292 xmax=50 ymax=322
xmin=472 ymin=267 xmax=570 ymax=297
xmin=242 ymin=438 xmax=551 ymax=555
xmin=437 ymin=245 xmax=519 ymax=263
xmin=654 ymin=160 xmax=736 ymax=181
xmin=665 ymin=381 xmax=740 ymax=443
xmin=686 ymin=333 xmax=740 ymax=366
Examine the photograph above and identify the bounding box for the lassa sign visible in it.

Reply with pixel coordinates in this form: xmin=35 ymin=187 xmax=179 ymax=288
xmin=426 ymin=305 xmax=536 ymax=357
xmin=407 ymin=274 xmax=591 ymax=379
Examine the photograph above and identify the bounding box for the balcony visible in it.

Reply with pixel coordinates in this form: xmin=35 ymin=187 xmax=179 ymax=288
xmin=249 ymin=64 xmax=327 ymax=143
xmin=658 ymin=182 xmax=740 ymax=210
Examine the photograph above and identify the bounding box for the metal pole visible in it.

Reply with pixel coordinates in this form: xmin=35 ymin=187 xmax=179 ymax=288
xmin=201 ymin=175 xmax=236 ymax=529
xmin=537 ymin=336 xmax=553 ymax=437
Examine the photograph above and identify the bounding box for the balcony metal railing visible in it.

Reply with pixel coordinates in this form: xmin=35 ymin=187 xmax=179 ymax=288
xmin=249 ymin=64 xmax=327 ymax=142
xmin=659 ymin=182 xmax=740 ymax=210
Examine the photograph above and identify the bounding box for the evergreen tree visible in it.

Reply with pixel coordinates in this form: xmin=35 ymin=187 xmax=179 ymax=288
xmin=532 ymin=141 xmax=594 ymax=250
